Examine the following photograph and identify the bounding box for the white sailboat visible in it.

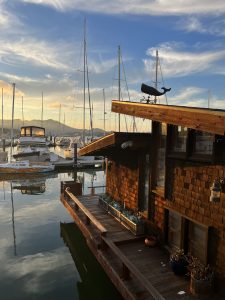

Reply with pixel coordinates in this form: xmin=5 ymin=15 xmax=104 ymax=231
xmin=0 ymin=84 xmax=55 ymax=174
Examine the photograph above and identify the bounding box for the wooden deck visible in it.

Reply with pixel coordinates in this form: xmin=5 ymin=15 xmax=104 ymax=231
xmin=60 ymin=188 xmax=213 ymax=300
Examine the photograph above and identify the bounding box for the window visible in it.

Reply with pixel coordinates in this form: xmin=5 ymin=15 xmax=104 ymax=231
xmin=32 ymin=127 xmax=45 ymax=137
xmin=194 ymin=131 xmax=214 ymax=155
xmin=187 ymin=221 xmax=208 ymax=264
xmin=167 ymin=210 xmax=182 ymax=249
xmin=166 ymin=209 xmax=209 ymax=264
xmin=172 ymin=126 xmax=188 ymax=153
xmin=25 ymin=127 xmax=31 ymax=136
xmin=139 ymin=154 xmax=150 ymax=213
xmin=156 ymin=123 xmax=167 ymax=188
xmin=20 ymin=127 xmax=25 ymax=136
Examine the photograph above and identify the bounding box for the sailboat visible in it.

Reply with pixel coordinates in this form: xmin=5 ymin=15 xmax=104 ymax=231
xmin=0 ymin=84 xmax=55 ymax=174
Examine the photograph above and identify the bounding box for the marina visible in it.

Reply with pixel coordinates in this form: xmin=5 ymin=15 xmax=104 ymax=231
xmin=1 ymin=3 xmax=225 ymax=299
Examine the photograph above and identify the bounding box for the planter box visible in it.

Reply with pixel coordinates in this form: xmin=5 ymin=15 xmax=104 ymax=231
xmin=98 ymin=196 xmax=145 ymax=236
xmin=190 ymin=274 xmax=214 ymax=296
xmin=108 ymin=204 xmax=121 ymax=220
xmin=98 ymin=196 xmax=109 ymax=212
xmin=120 ymin=213 xmax=145 ymax=236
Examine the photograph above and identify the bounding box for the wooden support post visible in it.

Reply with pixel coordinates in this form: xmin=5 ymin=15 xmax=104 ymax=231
xmin=91 ymin=186 xmax=95 ymax=195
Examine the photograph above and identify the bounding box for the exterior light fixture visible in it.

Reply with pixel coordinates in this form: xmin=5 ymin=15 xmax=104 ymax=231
xmin=210 ymin=179 xmax=222 ymax=203
xmin=121 ymin=140 xmax=133 ymax=149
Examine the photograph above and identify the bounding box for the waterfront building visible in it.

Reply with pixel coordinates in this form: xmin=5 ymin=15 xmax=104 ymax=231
xmin=63 ymin=102 xmax=225 ymax=298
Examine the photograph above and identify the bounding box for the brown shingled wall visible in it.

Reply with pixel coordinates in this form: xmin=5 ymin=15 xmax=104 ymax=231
xmin=162 ymin=162 xmax=225 ymax=277
xmin=106 ymin=161 xmax=139 ymax=211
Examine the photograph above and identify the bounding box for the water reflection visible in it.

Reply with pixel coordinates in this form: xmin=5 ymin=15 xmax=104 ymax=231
xmin=0 ymin=169 xmax=119 ymax=300
xmin=60 ymin=222 xmax=122 ymax=300
xmin=10 ymin=181 xmax=17 ymax=256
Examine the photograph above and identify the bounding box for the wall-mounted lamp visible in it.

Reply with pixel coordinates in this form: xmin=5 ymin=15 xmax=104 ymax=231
xmin=210 ymin=178 xmax=222 ymax=203
xmin=121 ymin=140 xmax=133 ymax=149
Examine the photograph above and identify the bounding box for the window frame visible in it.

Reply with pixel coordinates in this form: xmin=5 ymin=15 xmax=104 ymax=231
xmin=165 ymin=208 xmax=210 ymax=264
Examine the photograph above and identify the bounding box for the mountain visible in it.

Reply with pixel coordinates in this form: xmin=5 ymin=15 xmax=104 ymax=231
xmin=1 ymin=119 xmax=108 ymax=137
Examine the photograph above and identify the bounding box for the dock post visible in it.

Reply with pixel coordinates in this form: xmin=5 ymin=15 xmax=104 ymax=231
xmin=2 ymin=138 xmax=5 ymax=152
xmin=73 ymin=143 xmax=77 ymax=167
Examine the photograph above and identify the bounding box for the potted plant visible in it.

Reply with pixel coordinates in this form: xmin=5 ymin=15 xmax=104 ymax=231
xmin=170 ymin=249 xmax=189 ymax=276
xmin=188 ymin=256 xmax=214 ymax=296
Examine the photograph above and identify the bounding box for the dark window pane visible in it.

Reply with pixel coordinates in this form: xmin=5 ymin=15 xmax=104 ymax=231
xmin=194 ymin=131 xmax=214 ymax=155
xmin=156 ymin=123 xmax=167 ymax=187
xmin=168 ymin=211 xmax=182 ymax=249
xmin=188 ymin=222 xmax=208 ymax=263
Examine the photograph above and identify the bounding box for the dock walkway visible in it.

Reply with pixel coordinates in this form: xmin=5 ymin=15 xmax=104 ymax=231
xmin=61 ymin=189 xmax=213 ymax=300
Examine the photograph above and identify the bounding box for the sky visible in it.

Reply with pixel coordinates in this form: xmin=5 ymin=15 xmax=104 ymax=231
xmin=1 ymin=0 xmax=225 ymax=132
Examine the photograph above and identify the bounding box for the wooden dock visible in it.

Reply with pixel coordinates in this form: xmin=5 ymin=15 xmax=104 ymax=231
xmin=53 ymin=157 xmax=103 ymax=170
xmin=60 ymin=186 xmax=201 ymax=300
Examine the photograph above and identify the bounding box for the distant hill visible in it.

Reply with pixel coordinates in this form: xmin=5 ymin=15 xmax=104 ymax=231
xmin=2 ymin=119 xmax=108 ymax=137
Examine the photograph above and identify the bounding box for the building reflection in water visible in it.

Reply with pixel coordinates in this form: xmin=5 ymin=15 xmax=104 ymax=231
xmin=60 ymin=222 xmax=122 ymax=300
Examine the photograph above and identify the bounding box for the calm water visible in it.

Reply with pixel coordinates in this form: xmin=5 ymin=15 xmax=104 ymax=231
xmin=0 ymin=170 xmax=122 ymax=300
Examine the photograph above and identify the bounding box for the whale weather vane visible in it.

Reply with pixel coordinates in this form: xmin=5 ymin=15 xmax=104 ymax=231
xmin=140 ymin=83 xmax=171 ymax=104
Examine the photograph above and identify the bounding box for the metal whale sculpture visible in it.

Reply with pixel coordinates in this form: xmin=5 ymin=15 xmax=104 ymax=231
xmin=141 ymin=83 xmax=171 ymax=96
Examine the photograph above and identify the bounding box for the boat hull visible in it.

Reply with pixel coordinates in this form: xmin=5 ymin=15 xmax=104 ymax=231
xmin=0 ymin=161 xmax=55 ymax=174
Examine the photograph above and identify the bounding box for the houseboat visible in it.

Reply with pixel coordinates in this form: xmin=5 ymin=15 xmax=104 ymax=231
xmin=61 ymin=101 xmax=225 ymax=299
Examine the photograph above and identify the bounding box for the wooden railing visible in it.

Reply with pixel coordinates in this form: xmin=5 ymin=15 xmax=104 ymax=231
xmin=101 ymin=237 xmax=165 ymax=300
xmin=65 ymin=187 xmax=107 ymax=237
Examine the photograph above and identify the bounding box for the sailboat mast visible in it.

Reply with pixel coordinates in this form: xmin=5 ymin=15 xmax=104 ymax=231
xmin=103 ymin=88 xmax=106 ymax=135
xmin=21 ymin=96 xmax=24 ymax=126
xmin=154 ymin=50 xmax=159 ymax=103
xmin=83 ymin=18 xmax=86 ymax=145
xmin=9 ymin=83 xmax=16 ymax=162
xmin=118 ymin=45 xmax=121 ymax=132
xmin=59 ymin=103 xmax=61 ymax=136
xmin=85 ymin=42 xmax=93 ymax=141
xmin=41 ymin=91 xmax=44 ymax=127
xmin=1 ymin=88 xmax=3 ymax=140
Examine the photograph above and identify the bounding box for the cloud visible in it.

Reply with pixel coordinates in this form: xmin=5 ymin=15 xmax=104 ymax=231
xmin=18 ymin=0 xmax=225 ymax=16
xmin=143 ymin=43 xmax=225 ymax=78
xmin=2 ymin=247 xmax=79 ymax=294
xmin=162 ymin=85 xmax=225 ymax=110
xmin=88 ymin=58 xmax=117 ymax=74
xmin=0 ymin=38 xmax=73 ymax=71
xmin=0 ymin=80 xmax=24 ymax=97
xmin=178 ymin=17 xmax=207 ymax=33
xmin=0 ymin=2 xmax=22 ymax=29
xmin=178 ymin=16 xmax=225 ymax=36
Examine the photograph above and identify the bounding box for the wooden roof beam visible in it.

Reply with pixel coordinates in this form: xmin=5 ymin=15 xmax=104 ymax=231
xmin=111 ymin=101 xmax=225 ymax=136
